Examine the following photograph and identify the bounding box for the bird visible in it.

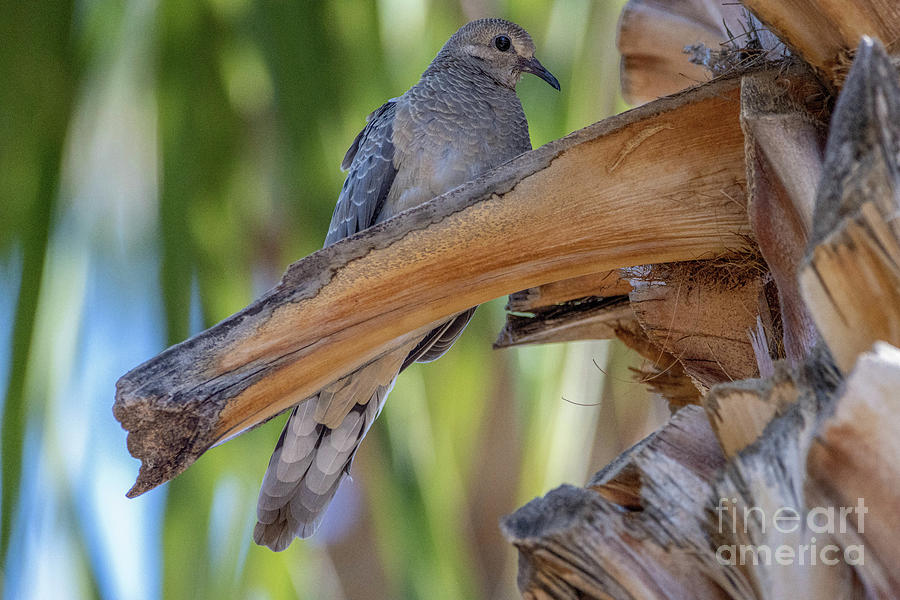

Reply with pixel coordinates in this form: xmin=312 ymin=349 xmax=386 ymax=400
xmin=253 ymin=17 xmax=560 ymax=551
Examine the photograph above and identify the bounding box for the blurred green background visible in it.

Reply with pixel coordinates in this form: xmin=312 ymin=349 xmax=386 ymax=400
xmin=0 ymin=0 xmax=669 ymax=598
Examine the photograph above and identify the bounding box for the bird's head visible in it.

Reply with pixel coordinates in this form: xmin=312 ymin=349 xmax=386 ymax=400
xmin=437 ymin=18 xmax=560 ymax=91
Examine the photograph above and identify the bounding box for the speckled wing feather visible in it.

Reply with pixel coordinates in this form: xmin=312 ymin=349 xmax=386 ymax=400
xmin=325 ymin=100 xmax=398 ymax=246
xmin=401 ymin=307 xmax=477 ymax=371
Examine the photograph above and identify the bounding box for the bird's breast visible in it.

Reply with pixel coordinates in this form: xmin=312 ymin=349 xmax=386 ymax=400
xmin=384 ymin=147 xmax=475 ymax=217
xmin=380 ymin=92 xmax=528 ymax=221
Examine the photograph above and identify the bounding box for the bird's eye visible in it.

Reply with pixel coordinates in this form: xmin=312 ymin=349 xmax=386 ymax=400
xmin=494 ymin=35 xmax=511 ymax=52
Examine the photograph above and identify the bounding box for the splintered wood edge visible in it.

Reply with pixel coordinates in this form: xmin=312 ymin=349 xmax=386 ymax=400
xmin=498 ymin=271 xmax=632 ymax=350
xmin=703 ymin=364 xmax=799 ymax=458
xmin=806 ymin=342 xmax=900 ymax=594
xmin=501 ymin=406 xmax=731 ymax=598
xmin=505 ymin=270 xmax=632 ymax=312
xmin=800 ymin=214 xmax=900 ymax=373
xmin=800 ymin=38 xmax=900 ymax=373
xmin=616 ymin=0 xmax=727 ymax=104
xmin=500 ymin=350 xmax=858 ymax=598
xmin=114 ymin=68 xmax=765 ymax=497
xmin=743 ymin=0 xmax=900 ymax=84
xmin=710 ymin=394 xmax=861 ymax=598
xmin=494 ymin=297 xmax=633 ymax=348
xmin=740 ymin=70 xmax=826 ymax=364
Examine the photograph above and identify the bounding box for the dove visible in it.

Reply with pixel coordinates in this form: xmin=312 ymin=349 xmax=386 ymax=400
xmin=254 ymin=17 xmax=559 ymax=551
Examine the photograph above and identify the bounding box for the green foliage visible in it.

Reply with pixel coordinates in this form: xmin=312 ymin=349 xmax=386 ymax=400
xmin=0 ymin=0 xmax=79 ymax=570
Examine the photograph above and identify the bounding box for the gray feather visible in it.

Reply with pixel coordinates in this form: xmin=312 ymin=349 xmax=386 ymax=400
xmin=255 ymin=17 xmax=548 ymax=551
xmin=327 ymin=100 xmax=398 ymax=245
xmin=253 ymin=384 xmax=391 ymax=549
xmin=402 ymin=307 xmax=477 ymax=370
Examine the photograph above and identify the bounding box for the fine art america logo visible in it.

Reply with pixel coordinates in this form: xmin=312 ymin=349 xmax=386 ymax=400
xmin=714 ymin=497 xmax=867 ymax=566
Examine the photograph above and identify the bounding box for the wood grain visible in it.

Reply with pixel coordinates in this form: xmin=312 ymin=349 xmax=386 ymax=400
xmin=799 ymin=37 xmax=900 ymax=373
xmin=617 ymin=0 xmax=747 ymax=104
xmin=807 ymin=342 xmax=900 ymax=597
xmin=505 ymin=270 xmax=631 ymax=313
xmin=743 ymin=0 xmax=900 ymax=84
xmin=740 ymin=70 xmax=825 ymax=364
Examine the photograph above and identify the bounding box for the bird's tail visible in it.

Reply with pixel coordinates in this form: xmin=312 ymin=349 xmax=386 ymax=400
xmin=253 ymin=346 xmax=409 ymax=551
xmin=253 ymin=386 xmax=390 ymax=550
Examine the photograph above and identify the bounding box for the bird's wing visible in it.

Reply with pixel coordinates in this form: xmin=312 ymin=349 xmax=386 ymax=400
xmin=401 ymin=307 xmax=477 ymax=371
xmin=325 ymin=100 xmax=399 ymax=245
xmin=329 ymin=97 xmax=476 ymax=370
xmin=256 ymin=101 xmax=408 ymax=551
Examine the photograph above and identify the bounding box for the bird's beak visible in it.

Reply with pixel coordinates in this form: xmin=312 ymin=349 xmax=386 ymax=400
xmin=521 ymin=56 xmax=560 ymax=91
